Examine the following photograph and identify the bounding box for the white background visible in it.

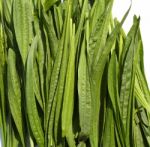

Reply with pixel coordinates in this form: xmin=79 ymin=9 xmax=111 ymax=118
xmin=0 ymin=0 xmax=150 ymax=147
xmin=113 ymin=0 xmax=150 ymax=87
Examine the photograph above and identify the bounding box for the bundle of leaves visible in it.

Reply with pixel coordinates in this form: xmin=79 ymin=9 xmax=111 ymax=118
xmin=0 ymin=0 xmax=150 ymax=147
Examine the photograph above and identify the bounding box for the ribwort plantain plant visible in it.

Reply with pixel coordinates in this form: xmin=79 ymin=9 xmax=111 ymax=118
xmin=0 ymin=0 xmax=150 ymax=147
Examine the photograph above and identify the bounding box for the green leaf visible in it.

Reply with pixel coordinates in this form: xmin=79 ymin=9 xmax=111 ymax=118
xmin=54 ymin=5 xmax=63 ymax=39
xmin=13 ymin=0 xmax=33 ymax=65
xmin=47 ymin=16 xmax=70 ymax=147
xmin=88 ymin=0 xmax=113 ymax=67
xmin=34 ymin=17 xmax=46 ymax=110
xmin=78 ymin=34 xmax=92 ymax=139
xmin=102 ymin=99 xmax=116 ymax=147
xmin=108 ymin=52 xmax=119 ymax=113
xmin=75 ymin=0 xmax=88 ymax=49
xmin=33 ymin=60 xmax=43 ymax=110
xmin=43 ymin=12 xmax=58 ymax=60
xmin=3 ymin=0 xmax=12 ymax=25
xmin=0 ymin=23 xmax=5 ymax=67
xmin=90 ymin=0 xmax=105 ymax=32
xmin=0 ymin=23 xmax=7 ymax=147
xmin=26 ymin=36 xmax=44 ymax=146
xmin=119 ymin=17 xmax=140 ymax=146
xmin=45 ymin=22 xmax=64 ymax=142
xmin=108 ymin=52 xmax=126 ymax=147
xmin=89 ymin=7 xmax=130 ymax=147
xmin=61 ymin=19 xmax=76 ymax=147
xmin=43 ymin=0 xmax=58 ymax=11
xmin=7 ymin=48 xmax=25 ymax=147
xmin=45 ymin=2 xmax=71 ymax=145
xmin=135 ymin=75 xmax=150 ymax=113
xmin=133 ymin=119 xmax=145 ymax=147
